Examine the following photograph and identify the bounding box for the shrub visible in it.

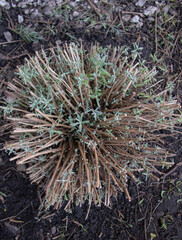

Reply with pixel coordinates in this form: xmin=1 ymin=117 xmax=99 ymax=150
xmin=2 ymin=43 xmax=180 ymax=210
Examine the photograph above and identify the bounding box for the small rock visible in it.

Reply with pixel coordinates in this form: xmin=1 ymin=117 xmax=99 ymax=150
xmin=130 ymin=15 xmax=140 ymax=23
xmin=17 ymin=164 xmax=26 ymax=172
xmin=4 ymin=31 xmax=13 ymax=42
xmin=44 ymin=7 xmax=52 ymax=16
xmin=155 ymin=1 xmax=165 ymax=7
xmin=115 ymin=6 xmax=121 ymax=13
xmin=73 ymin=11 xmax=79 ymax=18
xmin=18 ymin=2 xmax=27 ymax=8
xmin=18 ymin=15 xmax=24 ymax=23
xmin=24 ymin=9 xmax=30 ymax=15
xmin=148 ymin=17 xmax=155 ymax=22
xmin=56 ymin=0 xmax=63 ymax=4
xmin=31 ymin=10 xmax=38 ymax=17
xmin=6 ymin=93 xmax=16 ymax=103
xmin=55 ymin=40 xmax=62 ymax=46
xmin=122 ymin=4 xmax=127 ymax=10
xmin=0 ymin=0 xmax=7 ymax=7
xmin=135 ymin=0 xmax=146 ymax=7
xmin=94 ymin=24 xmax=102 ymax=30
xmin=48 ymin=0 xmax=56 ymax=8
xmin=51 ymin=226 xmax=56 ymax=235
xmin=11 ymin=2 xmax=16 ymax=7
xmin=0 ymin=0 xmax=10 ymax=9
xmin=144 ymin=6 xmax=157 ymax=16
xmin=54 ymin=13 xmax=63 ymax=19
xmin=70 ymin=1 xmax=77 ymax=7
xmin=136 ymin=22 xmax=143 ymax=28
xmin=122 ymin=14 xmax=131 ymax=22
xmin=31 ymin=9 xmax=42 ymax=18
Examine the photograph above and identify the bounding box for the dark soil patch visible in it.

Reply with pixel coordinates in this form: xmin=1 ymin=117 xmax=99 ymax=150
xmin=0 ymin=1 xmax=182 ymax=239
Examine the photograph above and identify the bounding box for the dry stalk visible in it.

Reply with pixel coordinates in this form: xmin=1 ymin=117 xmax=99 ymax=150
xmin=2 ymin=43 xmax=181 ymax=211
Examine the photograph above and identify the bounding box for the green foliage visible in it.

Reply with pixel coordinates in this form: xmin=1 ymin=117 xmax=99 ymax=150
xmin=14 ymin=25 xmax=43 ymax=43
xmin=161 ymin=180 xmax=182 ymax=200
xmin=160 ymin=213 xmax=174 ymax=230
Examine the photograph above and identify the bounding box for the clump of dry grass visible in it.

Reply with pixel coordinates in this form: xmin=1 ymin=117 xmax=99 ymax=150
xmin=2 ymin=43 xmax=180 ymax=210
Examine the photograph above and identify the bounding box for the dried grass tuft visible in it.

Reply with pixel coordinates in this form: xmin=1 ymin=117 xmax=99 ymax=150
xmin=2 ymin=43 xmax=181 ymax=210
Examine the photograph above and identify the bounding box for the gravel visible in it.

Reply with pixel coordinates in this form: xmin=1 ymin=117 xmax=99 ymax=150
xmin=73 ymin=11 xmax=80 ymax=18
xmin=144 ymin=6 xmax=158 ymax=16
xmin=122 ymin=14 xmax=131 ymax=22
xmin=0 ymin=0 xmax=10 ymax=9
xmin=135 ymin=0 xmax=147 ymax=8
xmin=18 ymin=15 xmax=24 ymax=23
xmin=0 ymin=0 xmax=175 ymax=32
xmin=130 ymin=15 xmax=141 ymax=23
xmin=3 ymin=31 xmax=13 ymax=42
xmin=1 ymin=0 xmax=178 ymax=54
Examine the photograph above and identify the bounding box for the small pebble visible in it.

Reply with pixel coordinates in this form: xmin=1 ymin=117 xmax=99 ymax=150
xmin=11 ymin=2 xmax=16 ymax=7
xmin=56 ymin=40 xmax=62 ymax=46
xmin=148 ymin=17 xmax=155 ymax=22
xmin=122 ymin=14 xmax=131 ymax=22
xmin=130 ymin=15 xmax=140 ymax=23
xmin=24 ymin=9 xmax=30 ymax=15
xmin=17 ymin=164 xmax=26 ymax=172
xmin=51 ymin=226 xmax=56 ymax=235
xmin=135 ymin=0 xmax=146 ymax=8
xmin=70 ymin=1 xmax=77 ymax=7
xmin=0 ymin=0 xmax=8 ymax=7
xmin=6 ymin=94 xmax=16 ymax=103
xmin=94 ymin=24 xmax=102 ymax=30
xmin=155 ymin=1 xmax=165 ymax=7
xmin=17 ymin=2 xmax=27 ymax=8
xmin=73 ymin=11 xmax=79 ymax=17
xmin=4 ymin=31 xmax=13 ymax=42
xmin=56 ymin=0 xmax=63 ymax=4
xmin=18 ymin=15 xmax=24 ymax=23
xmin=136 ymin=22 xmax=143 ymax=28
xmin=48 ymin=0 xmax=56 ymax=8
xmin=144 ymin=6 xmax=157 ymax=16
xmin=44 ymin=7 xmax=52 ymax=16
xmin=31 ymin=9 xmax=42 ymax=18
